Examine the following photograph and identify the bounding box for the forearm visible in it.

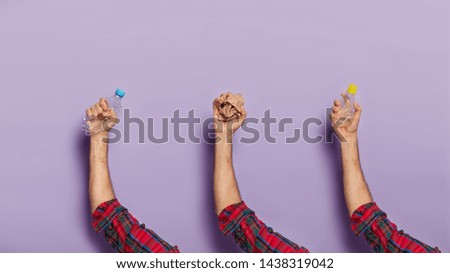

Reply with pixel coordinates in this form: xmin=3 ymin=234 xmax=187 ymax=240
xmin=340 ymin=137 xmax=372 ymax=216
xmin=89 ymin=133 xmax=115 ymax=213
xmin=213 ymin=133 xmax=241 ymax=215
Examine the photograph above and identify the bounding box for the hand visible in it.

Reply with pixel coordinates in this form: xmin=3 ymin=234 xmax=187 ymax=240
xmin=85 ymin=98 xmax=118 ymax=137
xmin=213 ymin=92 xmax=247 ymax=137
xmin=331 ymin=93 xmax=362 ymax=142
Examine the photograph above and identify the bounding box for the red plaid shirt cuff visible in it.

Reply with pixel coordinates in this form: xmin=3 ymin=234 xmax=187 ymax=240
xmin=218 ymin=201 xmax=254 ymax=235
xmin=92 ymin=198 xmax=126 ymax=233
xmin=350 ymin=202 xmax=440 ymax=253
xmin=350 ymin=202 xmax=385 ymax=236
xmin=218 ymin=201 xmax=309 ymax=253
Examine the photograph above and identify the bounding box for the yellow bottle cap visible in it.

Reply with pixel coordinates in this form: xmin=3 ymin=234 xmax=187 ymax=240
xmin=347 ymin=84 xmax=358 ymax=95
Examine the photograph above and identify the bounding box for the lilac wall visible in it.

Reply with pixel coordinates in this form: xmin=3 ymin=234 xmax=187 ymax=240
xmin=0 ymin=0 xmax=449 ymax=252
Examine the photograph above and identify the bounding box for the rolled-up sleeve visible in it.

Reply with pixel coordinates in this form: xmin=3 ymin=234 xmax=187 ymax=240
xmin=92 ymin=199 xmax=180 ymax=253
xmin=92 ymin=199 xmax=127 ymax=233
xmin=218 ymin=201 xmax=255 ymax=236
xmin=218 ymin=201 xmax=309 ymax=253
xmin=350 ymin=202 xmax=440 ymax=253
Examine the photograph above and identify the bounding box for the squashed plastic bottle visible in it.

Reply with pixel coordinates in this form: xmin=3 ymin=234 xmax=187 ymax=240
xmin=82 ymin=88 xmax=125 ymax=136
xmin=342 ymin=84 xmax=358 ymax=118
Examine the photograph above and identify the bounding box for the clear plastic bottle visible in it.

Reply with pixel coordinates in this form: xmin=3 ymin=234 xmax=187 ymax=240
xmin=342 ymin=84 xmax=357 ymax=119
xmin=82 ymin=88 xmax=126 ymax=136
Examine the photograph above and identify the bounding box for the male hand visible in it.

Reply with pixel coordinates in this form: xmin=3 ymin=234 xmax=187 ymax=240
xmin=213 ymin=92 xmax=247 ymax=137
xmin=85 ymin=98 xmax=118 ymax=137
xmin=331 ymin=93 xmax=362 ymax=142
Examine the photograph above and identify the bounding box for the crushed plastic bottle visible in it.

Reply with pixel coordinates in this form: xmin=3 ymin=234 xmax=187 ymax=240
xmin=342 ymin=84 xmax=358 ymax=118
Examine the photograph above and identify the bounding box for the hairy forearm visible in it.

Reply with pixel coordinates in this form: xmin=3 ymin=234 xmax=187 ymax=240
xmin=89 ymin=133 xmax=115 ymax=213
xmin=340 ymin=137 xmax=372 ymax=216
xmin=213 ymin=133 xmax=241 ymax=215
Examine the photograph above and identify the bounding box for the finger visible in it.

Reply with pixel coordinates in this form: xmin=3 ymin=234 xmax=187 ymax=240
xmin=102 ymin=108 xmax=118 ymax=124
xmin=86 ymin=108 xmax=93 ymax=119
xmin=102 ymin=108 xmax=112 ymax=118
xmin=352 ymin=102 xmax=363 ymax=124
xmin=332 ymin=106 xmax=340 ymax=113
xmin=95 ymin=103 xmax=103 ymax=115
xmin=212 ymin=102 xmax=221 ymax=119
xmin=90 ymin=106 xmax=98 ymax=117
xmin=99 ymin=98 xmax=108 ymax=111
xmin=216 ymin=95 xmax=225 ymax=107
xmin=330 ymin=113 xmax=338 ymax=124
xmin=334 ymin=99 xmax=341 ymax=107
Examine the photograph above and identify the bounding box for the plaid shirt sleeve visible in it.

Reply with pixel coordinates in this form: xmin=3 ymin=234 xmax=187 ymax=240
xmin=218 ymin=201 xmax=309 ymax=253
xmin=92 ymin=199 xmax=180 ymax=253
xmin=351 ymin=202 xmax=440 ymax=253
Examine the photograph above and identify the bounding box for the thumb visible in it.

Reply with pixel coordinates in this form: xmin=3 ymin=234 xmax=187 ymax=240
xmin=103 ymin=108 xmax=118 ymax=120
xmin=352 ymin=102 xmax=362 ymax=126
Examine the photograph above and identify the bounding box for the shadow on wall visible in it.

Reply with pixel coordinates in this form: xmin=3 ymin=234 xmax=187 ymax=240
xmin=77 ymin=132 xmax=114 ymax=253
xmin=321 ymin=123 xmax=371 ymax=253
xmin=200 ymin=127 xmax=242 ymax=253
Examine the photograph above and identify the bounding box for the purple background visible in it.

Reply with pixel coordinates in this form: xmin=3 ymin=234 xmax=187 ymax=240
xmin=0 ymin=0 xmax=449 ymax=252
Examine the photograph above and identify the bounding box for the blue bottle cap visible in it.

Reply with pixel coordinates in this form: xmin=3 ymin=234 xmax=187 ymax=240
xmin=115 ymin=88 xmax=125 ymax=98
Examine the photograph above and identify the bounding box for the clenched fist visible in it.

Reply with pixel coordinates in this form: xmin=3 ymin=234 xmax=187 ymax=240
xmin=213 ymin=92 xmax=247 ymax=136
xmin=331 ymin=93 xmax=362 ymax=143
xmin=85 ymin=97 xmax=119 ymax=137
